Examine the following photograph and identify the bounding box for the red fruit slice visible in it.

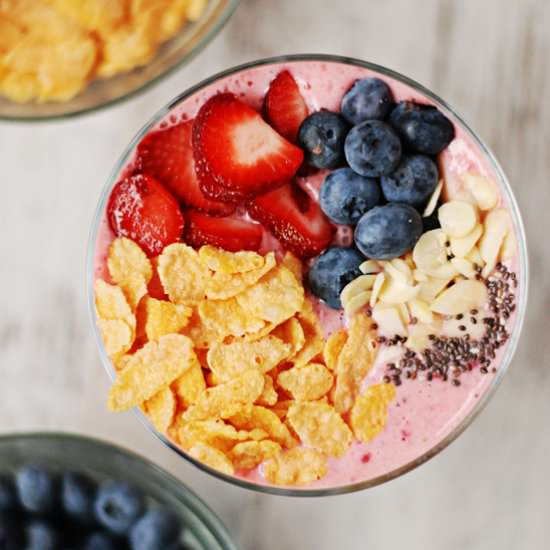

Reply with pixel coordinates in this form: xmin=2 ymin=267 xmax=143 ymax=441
xmin=107 ymin=174 xmax=184 ymax=257
xmin=185 ymin=210 xmax=263 ymax=252
xmin=193 ymin=93 xmax=304 ymax=200
xmin=247 ymin=182 xmax=335 ymax=259
xmin=136 ymin=120 xmax=234 ymax=216
xmin=264 ymin=70 xmax=308 ymax=143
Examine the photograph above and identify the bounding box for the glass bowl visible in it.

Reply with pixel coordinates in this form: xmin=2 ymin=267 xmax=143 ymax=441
xmin=0 ymin=432 xmax=239 ymax=549
xmin=87 ymin=54 xmax=529 ymax=497
xmin=0 ymin=0 xmax=239 ymax=121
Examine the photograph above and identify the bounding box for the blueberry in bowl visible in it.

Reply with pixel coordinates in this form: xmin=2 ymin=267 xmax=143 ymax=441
xmin=341 ymin=77 xmax=394 ymax=124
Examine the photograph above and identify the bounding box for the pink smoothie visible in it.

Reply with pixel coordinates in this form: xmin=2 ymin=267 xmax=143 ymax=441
xmin=92 ymin=59 xmax=525 ymax=491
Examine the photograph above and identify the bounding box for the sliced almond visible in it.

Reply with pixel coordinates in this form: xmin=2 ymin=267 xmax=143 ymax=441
xmin=430 ymin=280 xmax=487 ymax=315
xmin=340 ymin=275 xmax=377 ymax=306
xmin=372 ymin=304 xmax=407 ymax=336
xmin=359 ymin=260 xmax=380 ymax=274
xmin=423 ymin=180 xmax=444 ymax=218
xmin=344 ymin=290 xmax=372 ymax=316
xmin=463 ymin=173 xmax=498 ymax=211
xmin=450 ymin=223 xmax=482 ymax=258
xmin=413 ymin=229 xmax=448 ymax=270
xmin=418 ymin=275 xmax=454 ymax=303
xmin=369 ymin=272 xmax=386 ymax=307
xmin=420 ymin=261 xmax=459 ymax=279
xmin=407 ymin=324 xmax=436 ymax=352
xmin=397 ymin=303 xmax=410 ymax=325
xmin=479 ymin=209 xmax=510 ymax=277
xmin=379 ymin=277 xmax=419 ymax=304
xmin=391 ymin=258 xmax=413 ymax=280
xmin=413 ymin=269 xmax=429 ymax=282
xmin=384 ymin=262 xmax=410 ymax=286
xmin=500 ymin=228 xmax=517 ymax=261
xmin=466 ymin=246 xmax=484 ymax=267
xmin=451 ymin=257 xmax=476 ymax=279
xmin=438 ymin=201 xmax=478 ymax=237
xmin=408 ymin=298 xmax=434 ymax=324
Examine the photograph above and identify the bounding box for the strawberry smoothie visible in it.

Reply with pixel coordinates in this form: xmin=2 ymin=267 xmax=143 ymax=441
xmin=90 ymin=56 xmax=526 ymax=493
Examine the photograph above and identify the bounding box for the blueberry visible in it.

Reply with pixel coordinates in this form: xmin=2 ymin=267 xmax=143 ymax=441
xmin=24 ymin=519 xmax=59 ymax=550
xmin=62 ymin=471 xmax=96 ymax=525
xmin=0 ymin=476 xmax=17 ymax=512
xmin=16 ymin=465 xmax=57 ymax=515
xmin=341 ymin=78 xmax=394 ymax=124
xmin=82 ymin=532 xmax=119 ymax=550
xmin=129 ymin=509 xmax=181 ymax=550
xmin=354 ymin=203 xmax=422 ymax=260
xmin=0 ymin=513 xmax=24 ymax=549
xmin=389 ymin=101 xmax=455 ymax=155
xmin=319 ymin=168 xmax=381 ymax=225
xmin=307 ymin=247 xmax=364 ymax=309
xmin=380 ymin=154 xmax=438 ymax=207
xmin=344 ymin=120 xmax=402 ymax=177
xmin=94 ymin=481 xmax=144 ymax=536
xmin=298 ymin=111 xmax=349 ymax=169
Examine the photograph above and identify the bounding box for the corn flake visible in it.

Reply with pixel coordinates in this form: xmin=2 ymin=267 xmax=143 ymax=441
xmin=182 ymin=371 xmax=265 ymax=421
xmin=256 ymin=375 xmax=278 ymax=407
xmin=158 ymin=244 xmax=208 ymax=305
xmin=263 ymin=448 xmax=327 ymax=486
xmin=107 ymin=237 xmax=152 ymax=309
xmin=350 ymin=383 xmax=396 ymax=443
xmin=323 ymin=330 xmax=348 ymax=371
xmin=287 ymin=401 xmax=352 ymax=458
xmin=204 ymin=253 xmax=276 ymax=300
xmin=229 ymin=406 xmax=297 ymax=449
xmin=207 ymin=336 xmax=291 ymax=382
xmin=236 ymin=264 xmax=304 ymax=325
xmin=108 ymin=334 xmax=196 ymax=411
xmin=143 ymin=386 xmax=176 ymax=433
xmin=172 ymin=358 xmax=206 ymax=409
xmin=272 ymin=317 xmax=305 ymax=359
xmin=142 ymin=297 xmax=192 ymax=341
xmin=188 ymin=443 xmax=234 ymax=476
xmin=292 ymin=299 xmax=324 ymax=367
xmin=277 ymin=363 xmax=334 ymax=401
xmin=333 ymin=313 xmax=378 ymax=414
xmin=230 ymin=440 xmax=281 ymax=470
xmin=198 ymin=299 xmax=265 ymax=340
xmin=97 ymin=319 xmax=135 ymax=358
xmin=199 ymin=245 xmax=265 ymax=274
xmin=281 ymin=251 xmax=304 ymax=281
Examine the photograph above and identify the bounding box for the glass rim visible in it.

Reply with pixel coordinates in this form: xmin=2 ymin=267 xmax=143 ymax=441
xmin=0 ymin=431 xmax=239 ymax=549
xmin=0 ymin=0 xmax=240 ymax=123
xmin=86 ymin=53 xmax=529 ymax=497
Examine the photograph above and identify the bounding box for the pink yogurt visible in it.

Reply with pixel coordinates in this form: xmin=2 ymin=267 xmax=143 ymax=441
xmin=92 ymin=59 xmax=524 ymax=492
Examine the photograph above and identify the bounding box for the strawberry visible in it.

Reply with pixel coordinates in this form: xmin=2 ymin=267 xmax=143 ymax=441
xmin=264 ymin=70 xmax=308 ymax=143
xmin=247 ymin=182 xmax=335 ymax=259
xmin=185 ymin=210 xmax=263 ymax=252
xmin=193 ymin=93 xmax=304 ymax=201
xmin=136 ymin=120 xmax=234 ymax=216
xmin=107 ymin=174 xmax=184 ymax=257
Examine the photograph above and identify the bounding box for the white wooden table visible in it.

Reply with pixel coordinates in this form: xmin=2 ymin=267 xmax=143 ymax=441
xmin=1 ymin=0 xmax=548 ymax=548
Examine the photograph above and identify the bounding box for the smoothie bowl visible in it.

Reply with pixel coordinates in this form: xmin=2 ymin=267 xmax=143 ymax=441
xmin=87 ymin=54 xmax=528 ymax=496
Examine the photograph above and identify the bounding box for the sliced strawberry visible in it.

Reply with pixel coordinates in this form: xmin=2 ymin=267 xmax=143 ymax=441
xmin=247 ymin=182 xmax=335 ymax=259
xmin=136 ymin=120 xmax=234 ymax=216
xmin=185 ymin=210 xmax=263 ymax=252
xmin=193 ymin=93 xmax=304 ymax=200
xmin=264 ymin=70 xmax=308 ymax=143
xmin=107 ymin=174 xmax=184 ymax=257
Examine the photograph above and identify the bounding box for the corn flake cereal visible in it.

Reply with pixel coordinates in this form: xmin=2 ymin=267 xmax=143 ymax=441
xmin=236 ymin=265 xmax=304 ymax=325
xmin=183 ymin=371 xmax=265 ymax=421
xmin=97 ymin=319 xmax=135 ymax=358
xmin=107 ymin=237 xmax=153 ymax=309
xmin=291 ymin=299 xmax=324 ymax=367
xmin=230 ymin=440 xmax=281 ymax=470
xmin=229 ymin=406 xmax=297 ymax=449
xmin=277 ymin=363 xmax=334 ymax=401
xmin=272 ymin=317 xmax=305 ymax=359
xmin=256 ymin=375 xmax=278 ymax=407
xmin=323 ymin=330 xmax=348 ymax=371
xmin=188 ymin=443 xmax=234 ymax=476
xmin=287 ymin=401 xmax=352 ymax=458
xmin=199 ymin=245 xmax=265 ymax=274
xmin=207 ymin=336 xmax=291 ymax=382
xmin=172 ymin=358 xmax=206 ymax=409
xmin=158 ymin=244 xmax=208 ymax=305
xmin=281 ymin=251 xmax=303 ymax=281
xmin=198 ymin=299 xmax=265 ymax=340
xmin=350 ymin=383 xmax=396 ymax=443
xmin=143 ymin=386 xmax=176 ymax=433
xmin=263 ymin=448 xmax=327 ymax=486
xmin=108 ymin=334 xmax=196 ymax=411
xmin=204 ymin=252 xmax=276 ymax=300
xmin=142 ymin=297 xmax=192 ymax=341
xmin=333 ymin=313 xmax=378 ymax=414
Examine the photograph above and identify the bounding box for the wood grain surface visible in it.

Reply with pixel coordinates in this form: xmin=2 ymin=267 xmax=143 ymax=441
xmin=0 ymin=1 xmax=548 ymax=548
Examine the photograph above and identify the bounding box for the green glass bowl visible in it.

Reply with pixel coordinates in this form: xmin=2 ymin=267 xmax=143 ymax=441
xmin=0 ymin=0 xmax=239 ymax=121
xmin=0 ymin=432 xmax=239 ymax=549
